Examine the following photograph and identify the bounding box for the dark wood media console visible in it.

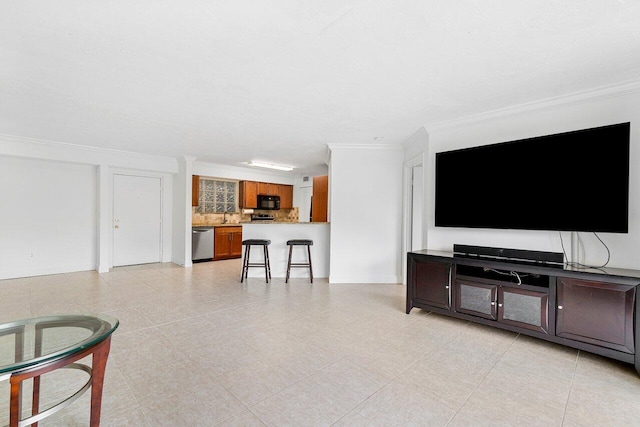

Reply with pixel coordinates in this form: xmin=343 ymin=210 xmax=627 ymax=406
xmin=407 ymin=250 xmax=640 ymax=374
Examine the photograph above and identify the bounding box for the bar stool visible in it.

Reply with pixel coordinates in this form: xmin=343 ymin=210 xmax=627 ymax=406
xmin=286 ymin=239 xmax=313 ymax=283
xmin=240 ymin=239 xmax=271 ymax=283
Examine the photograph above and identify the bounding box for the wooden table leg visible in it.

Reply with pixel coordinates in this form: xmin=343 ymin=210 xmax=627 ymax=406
xmin=9 ymin=379 xmax=21 ymax=427
xmin=8 ymin=336 xmax=113 ymax=427
xmin=89 ymin=336 xmax=111 ymax=427
xmin=31 ymin=375 xmax=41 ymax=427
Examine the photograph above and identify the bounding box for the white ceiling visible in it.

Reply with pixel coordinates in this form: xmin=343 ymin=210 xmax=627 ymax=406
xmin=2 ymin=1 xmax=640 ymax=174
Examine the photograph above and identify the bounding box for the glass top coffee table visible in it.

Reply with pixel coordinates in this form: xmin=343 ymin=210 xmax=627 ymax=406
xmin=0 ymin=314 xmax=119 ymax=427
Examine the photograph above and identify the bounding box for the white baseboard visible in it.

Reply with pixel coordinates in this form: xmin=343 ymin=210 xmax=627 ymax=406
xmin=172 ymin=256 xmax=192 ymax=268
xmin=328 ymin=274 xmax=402 ymax=284
xmin=0 ymin=263 xmax=96 ymax=281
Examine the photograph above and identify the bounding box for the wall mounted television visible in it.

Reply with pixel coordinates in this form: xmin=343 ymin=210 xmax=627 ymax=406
xmin=435 ymin=122 xmax=630 ymax=233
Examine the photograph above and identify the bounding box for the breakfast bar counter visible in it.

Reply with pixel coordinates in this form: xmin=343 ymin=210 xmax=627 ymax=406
xmin=241 ymin=222 xmax=330 ymax=280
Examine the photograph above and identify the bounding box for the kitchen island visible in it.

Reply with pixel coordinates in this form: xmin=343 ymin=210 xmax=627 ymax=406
xmin=241 ymin=222 xmax=330 ymax=280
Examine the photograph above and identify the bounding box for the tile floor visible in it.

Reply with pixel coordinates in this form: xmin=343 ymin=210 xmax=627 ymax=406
xmin=1 ymin=260 xmax=640 ymax=426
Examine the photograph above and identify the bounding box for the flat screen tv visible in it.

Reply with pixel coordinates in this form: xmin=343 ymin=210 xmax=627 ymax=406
xmin=435 ymin=122 xmax=630 ymax=233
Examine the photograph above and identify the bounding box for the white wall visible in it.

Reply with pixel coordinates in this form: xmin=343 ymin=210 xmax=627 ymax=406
xmin=425 ymin=84 xmax=640 ymax=270
xmin=411 ymin=165 xmax=424 ymax=251
xmin=172 ymin=157 xmax=194 ymax=267
xmin=0 ymin=134 xmax=178 ymax=278
xmin=328 ymin=144 xmax=404 ymax=283
xmin=0 ymin=157 xmax=97 ymax=278
xmin=402 ymin=127 xmax=429 ymax=251
xmin=403 ymin=127 xmax=429 ymax=163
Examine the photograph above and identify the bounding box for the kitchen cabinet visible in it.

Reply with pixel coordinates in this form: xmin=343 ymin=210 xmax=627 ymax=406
xmin=279 ymin=184 xmax=293 ymax=209
xmin=192 ymin=175 xmax=200 ymax=206
xmin=312 ymin=175 xmax=328 ymax=222
xmin=240 ymin=181 xmax=294 ymax=208
xmin=213 ymin=226 xmax=243 ymax=260
xmin=239 ymin=181 xmax=258 ymax=208
xmin=258 ymin=182 xmax=279 ymax=196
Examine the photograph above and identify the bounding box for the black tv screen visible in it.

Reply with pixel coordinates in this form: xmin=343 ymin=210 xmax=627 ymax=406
xmin=435 ymin=122 xmax=630 ymax=233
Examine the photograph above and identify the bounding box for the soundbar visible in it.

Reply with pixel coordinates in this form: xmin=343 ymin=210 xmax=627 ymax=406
xmin=453 ymin=244 xmax=564 ymax=266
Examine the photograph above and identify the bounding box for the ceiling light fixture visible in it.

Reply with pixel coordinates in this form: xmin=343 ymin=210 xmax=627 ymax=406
xmin=246 ymin=161 xmax=294 ymax=172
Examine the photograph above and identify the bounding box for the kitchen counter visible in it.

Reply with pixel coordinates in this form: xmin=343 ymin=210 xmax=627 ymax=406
xmin=241 ymin=222 xmax=330 ymax=279
xmin=240 ymin=221 xmax=330 ymax=225
xmin=192 ymin=224 xmax=242 ymax=229
xmin=194 ymin=222 xmax=329 ymax=227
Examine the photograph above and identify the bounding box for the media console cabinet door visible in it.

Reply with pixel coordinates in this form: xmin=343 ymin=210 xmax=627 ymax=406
xmin=455 ymin=280 xmax=498 ymax=320
xmin=556 ymin=277 xmax=635 ymax=354
xmin=412 ymin=259 xmax=451 ymax=310
xmin=498 ymin=287 xmax=548 ymax=334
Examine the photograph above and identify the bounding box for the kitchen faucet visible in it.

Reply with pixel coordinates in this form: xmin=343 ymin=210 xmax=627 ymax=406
xmin=223 ymin=211 xmax=228 ymax=224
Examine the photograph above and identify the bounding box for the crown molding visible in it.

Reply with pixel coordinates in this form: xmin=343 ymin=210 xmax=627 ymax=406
xmin=426 ymin=79 xmax=640 ymax=132
xmin=326 ymin=142 xmax=403 ymax=151
xmin=0 ymin=133 xmax=175 ymax=162
xmin=0 ymin=133 xmax=178 ymax=172
xmin=179 ymin=155 xmax=198 ymax=165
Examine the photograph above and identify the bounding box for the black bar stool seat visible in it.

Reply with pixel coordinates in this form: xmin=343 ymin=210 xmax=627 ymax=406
xmin=286 ymin=239 xmax=313 ymax=283
xmin=241 ymin=239 xmax=271 ymax=283
xmin=243 ymin=239 xmax=271 ymax=245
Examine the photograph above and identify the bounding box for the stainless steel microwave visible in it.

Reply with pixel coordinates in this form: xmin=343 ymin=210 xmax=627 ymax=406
xmin=257 ymin=195 xmax=280 ymax=210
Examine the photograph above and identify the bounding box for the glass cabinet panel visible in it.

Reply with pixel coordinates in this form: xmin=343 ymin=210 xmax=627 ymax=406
xmin=455 ymin=281 xmax=497 ymax=320
xmin=498 ymin=287 xmax=548 ymax=333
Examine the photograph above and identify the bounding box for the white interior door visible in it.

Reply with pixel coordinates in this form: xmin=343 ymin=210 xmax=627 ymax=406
xmin=113 ymin=174 xmax=162 ymax=267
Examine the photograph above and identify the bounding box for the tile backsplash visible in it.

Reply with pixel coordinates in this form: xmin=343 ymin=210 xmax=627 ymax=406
xmin=192 ymin=207 xmax=299 ymax=226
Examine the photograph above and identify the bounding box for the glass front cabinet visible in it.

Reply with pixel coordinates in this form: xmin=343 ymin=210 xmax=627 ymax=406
xmin=454 ymin=280 xmax=549 ymax=333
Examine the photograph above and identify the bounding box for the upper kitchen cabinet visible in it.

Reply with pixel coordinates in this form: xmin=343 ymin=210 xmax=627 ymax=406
xmin=192 ymin=175 xmax=200 ymax=206
xmin=279 ymin=184 xmax=293 ymax=209
xmin=240 ymin=181 xmax=294 ymax=209
xmin=239 ymin=181 xmax=258 ymax=208
xmin=258 ymin=182 xmax=279 ymax=196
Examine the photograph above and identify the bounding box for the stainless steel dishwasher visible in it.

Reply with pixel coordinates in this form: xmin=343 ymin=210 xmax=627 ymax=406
xmin=192 ymin=228 xmax=214 ymax=261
